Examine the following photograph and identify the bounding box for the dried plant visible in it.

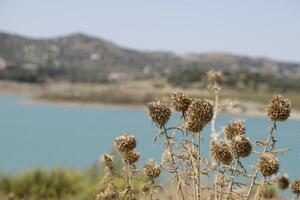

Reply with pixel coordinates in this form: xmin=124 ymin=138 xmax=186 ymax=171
xmin=96 ymin=70 xmax=297 ymax=200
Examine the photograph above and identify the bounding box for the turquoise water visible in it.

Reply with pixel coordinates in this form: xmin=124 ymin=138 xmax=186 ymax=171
xmin=0 ymin=96 xmax=299 ymax=180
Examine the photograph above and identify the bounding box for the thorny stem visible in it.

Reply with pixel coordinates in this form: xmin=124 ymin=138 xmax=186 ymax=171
xmin=246 ymin=121 xmax=277 ymax=199
xmin=126 ymin=160 xmax=135 ymax=200
xmin=228 ymin=158 xmax=239 ymax=198
xmin=197 ymin=131 xmax=201 ymax=200
xmin=211 ymin=80 xmax=220 ymax=200
xmin=211 ymin=88 xmax=219 ymax=139
xmin=214 ymin=162 xmax=220 ymax=200
xmin=191 ymin=135 xmax=198 ymax=200
xmin=162 ymin=126 xmax=185 ymax=200
xmin=254 ymin=177 xmax=266 ymax=200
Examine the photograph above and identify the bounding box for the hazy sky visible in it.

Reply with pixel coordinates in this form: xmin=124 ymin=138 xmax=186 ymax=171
xmin=1 ymin=0 xmax=300 ymax=62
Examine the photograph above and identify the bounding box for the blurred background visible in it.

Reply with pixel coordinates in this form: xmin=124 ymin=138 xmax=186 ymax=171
xmin=0 ymin=0 xmax=300 ymax=199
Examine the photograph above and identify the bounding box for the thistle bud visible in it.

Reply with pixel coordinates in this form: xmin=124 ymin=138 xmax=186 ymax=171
xmin=171 ymin=92 xmax=191 ymax=113
xmin=277 ymin=176 xmax=289 ymax=190
xmin=143 ymin=159 xmax=161 ymax=180
xmin=185 ymin=99 xmax=214 ymax=132
xmin=101 ymin=154 xmax=114 ymax=170
xmin=147 ymin=99 xmax=171 ymax=127
xmin=229 ymin=136 xmax=252 ymax=158
xmin=266 ymin=95 xmax=291 ymax=121
xmin=124 ymin=150 xmax=140 ymax=165
xmin=224 ymin=120 xmax=246 ymax=141
xmin=210 ymin=140 xmax=233 ymax=165
xmin=115 ymin=134 xmax=137 ymax=152
xmin=258 ymin=152 xmax=279 ymax=177
xmin=291 ymin=179 xmax=300 ymax=196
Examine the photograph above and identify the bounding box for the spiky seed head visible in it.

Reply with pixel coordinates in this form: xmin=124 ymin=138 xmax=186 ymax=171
xmin=277 ymin=176 xmax=289 ymax=190
xmin=207 ymin=70 xmax=223 ymax=81
xmin=224 ymin=120 xmax=246 ymax=140
xmin=147 ymin=99 xmax=171 ymax=127
xmin=171 ymin=92 xmax=191 ymax=113
xmin=258 ymin=152 xmax=279 ymax=177
xmin=114 ymin=134 xmax=136 ymax=152
xmin=143 ymin=159 xmax=161 ymax=180
xmin=185 ymin=99 xmax=214 ymax=131
xmin=184 ymin=119 xmax=204 ymax=133
xmin=101 ymin=154 xmax=114 ymax=170
xmin=291 ymin=179 xmax=300 ymax=196
xmin=124 ymin=150 xmax=140 ymax=165
xmin=210 ymin=140 xmax=233 ymax=165
xmin=266 ymin=95 xmax=291 ymax=121
xmin=229 ymin=135 xmax=252 ymax=158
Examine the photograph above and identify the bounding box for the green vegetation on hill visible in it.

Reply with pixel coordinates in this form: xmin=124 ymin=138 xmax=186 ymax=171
xmin=167 ymin=68 xmax=300 ymax=92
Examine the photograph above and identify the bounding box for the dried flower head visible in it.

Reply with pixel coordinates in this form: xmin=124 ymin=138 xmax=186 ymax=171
xmin=124 ymin=150 xmax=140 ymax=165
xmin=115 ymin=134 xmax=137 ymax=152
xmin=291 ymin=179 xmax=300 ymax=196
xmin=266 ymin=95 xmax=291 ymax=121
xmin=184 ymin=99 xmax=214 ymax=132
xmin=210 ymin=140 xmax=233 ymax=165
xmin=258 ymin=152 xmax=279 ymax=177
xmin=143 ymin=159 xmax=161 ymax=180
xmin=147 ymin=99 xmax=171 ymax=127
xmin=277 ymin=176 xmax=289 ymax=190
xmin=101 ymin=154 xmax=113 ymax=170
xmin=229 ymin=136 xmax=252 ymax=158
xmin=171 ymin=92 xmax=191 ymax=113
xmin=224 ymin=120 xmax=246 ymax=140
xmin=207 ymin=70 xmax=223 ymax=82
xmin=184 ymin=119 xmax=204 ymax=133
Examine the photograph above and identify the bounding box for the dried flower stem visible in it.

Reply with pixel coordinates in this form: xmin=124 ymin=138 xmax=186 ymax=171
xmin=162 ymin=126 xmax=185 ymax=200
xmin=191 ymin=135 xmax=198 ymax=200
xmin=246 ymin=121 xmax=277 ymax=199
xmin=254 ymin=177 xmax=266 ymax=200
xmin=228 ymin=158 xmax=239 ymax=198
xmin=214 ymin=161 xmax=220 ymax=200
xmin=197 ymin=131 xmax=202 ymax=200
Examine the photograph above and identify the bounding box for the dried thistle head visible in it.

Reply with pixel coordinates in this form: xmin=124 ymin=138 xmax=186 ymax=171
xmin=210 ymin=140 xmax=233 ymax=165
xmin=184 ymin=99 xmax=214 ymax=133
xmin=115 ymin=134 xmax=137 ymax=152
xmin=229 ymin=135 xmax=252 ymax=158
xmin=147 ymin=99 xmax=171 ymax=127
xmin=266 ymin=95 xmax=291 ymax=121
xmin=277 ymin=176 xmax=289 ymax=190
xmin=224 ymin=120 xmax=246 ymax=140
xmin=143 ymin=159 xmax=161 ymax=180
xmin=171 ymin=92 xmax=191 ymax=113
xmin=124 ymin=150 xmax=140 ymax=165
xmin=258 ymin=152 xmax=279 ymax=177
xmin=207 ymin=70 xmax=223 ymax=82
xmin=291 ymin=179 xmax=300 ymax=196
xmin=101 ymin=154 xmax=114 ymax=170
xmin=184 ymin=119 xmax=204 ymax=133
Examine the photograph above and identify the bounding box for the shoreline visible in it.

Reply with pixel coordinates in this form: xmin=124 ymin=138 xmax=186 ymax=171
xmin=22 ymin=98 xmax=300 ymax=120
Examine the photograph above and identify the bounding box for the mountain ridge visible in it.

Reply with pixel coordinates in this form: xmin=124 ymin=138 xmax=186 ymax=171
xmin=0 ymin=31 xmax=299 ymax=79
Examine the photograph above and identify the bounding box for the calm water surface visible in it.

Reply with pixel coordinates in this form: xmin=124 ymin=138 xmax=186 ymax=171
xmin=0 ymin=96 xmax=299 ymax=180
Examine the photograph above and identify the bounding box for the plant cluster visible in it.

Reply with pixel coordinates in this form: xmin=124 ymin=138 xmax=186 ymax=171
xmin=98 ymin=70 xmax=299 ymax=200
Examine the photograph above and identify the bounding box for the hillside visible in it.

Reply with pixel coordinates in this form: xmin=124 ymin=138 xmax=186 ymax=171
xmin=0 ymin=31 xmax=300 ymax=82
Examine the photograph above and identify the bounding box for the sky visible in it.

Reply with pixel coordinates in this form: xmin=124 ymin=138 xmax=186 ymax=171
xmin=0 ymin=0 xmax=300 ymax=62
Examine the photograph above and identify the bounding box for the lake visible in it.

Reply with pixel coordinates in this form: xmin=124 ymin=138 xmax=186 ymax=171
xmin=0 ymin=96 xmax=299 ymax=180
